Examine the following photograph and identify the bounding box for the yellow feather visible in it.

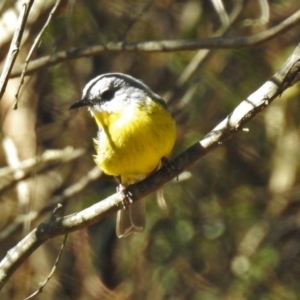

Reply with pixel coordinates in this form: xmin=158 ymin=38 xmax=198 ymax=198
xmin=92 ymin=96 xmax=176 ymax=184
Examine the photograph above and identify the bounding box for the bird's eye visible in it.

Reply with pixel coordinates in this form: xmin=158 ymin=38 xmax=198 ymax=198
xmin=101 ymin=89 xmax=115 ymax=101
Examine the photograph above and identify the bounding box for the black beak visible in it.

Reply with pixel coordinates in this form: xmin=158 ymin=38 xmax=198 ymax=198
xmin=69 ymin=98 xmax=91 ymax=110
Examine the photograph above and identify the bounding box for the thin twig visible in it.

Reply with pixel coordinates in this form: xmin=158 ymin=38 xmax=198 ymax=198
xmin=0 ymin=166 xmax=102 ymax=242
xmin=210 ymin=0 xmax=229 ymax=27
xmin=14 ymin=0 xmax=62 ymax=109
xmin=0 ymin=147 xmax=85 ymax=193
xmin=8 ymin=8 xmax=300 ymax=78
xmin=0 ymin=0 xmax=34 ymax=101
xmin=242 ymin=0 xmax=270 ymax=27
xmin=164 ymin=0 xmax=244 ymax=105
xmin=120 ymin=0 xmax=153 ymax=40
xmin=23 ymin=233 xmax=68 ymax=300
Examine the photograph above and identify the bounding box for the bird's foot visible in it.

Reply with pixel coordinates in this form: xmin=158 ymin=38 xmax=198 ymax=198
xmin=117 ymin=184 xmax=133 ymax=210
xmin=161 ymin=157 xmax=179 ymax=181
xmin=161 ymin=157 xmax=177 ymax=172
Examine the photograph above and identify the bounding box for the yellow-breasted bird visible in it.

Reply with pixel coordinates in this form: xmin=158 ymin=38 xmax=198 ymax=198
xmin=70 ymin=73 xmax=176 ymax=238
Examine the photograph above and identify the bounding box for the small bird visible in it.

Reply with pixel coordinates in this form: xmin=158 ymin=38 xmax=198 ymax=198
xmin=70 ymin=73 xmax=176 ymax=238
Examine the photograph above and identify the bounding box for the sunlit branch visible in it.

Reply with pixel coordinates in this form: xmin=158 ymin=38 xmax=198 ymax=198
xmin=0 ymin=0 xmax=34 ymax=101
xmin=0 ymin=147 xmax=85 ymax=193
xmin=14 ymin=0 xmax=62 ymax=109
xmin=9 ymin=8 xmax=300 ymax=78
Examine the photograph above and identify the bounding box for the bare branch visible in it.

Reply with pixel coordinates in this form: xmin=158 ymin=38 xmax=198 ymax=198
xmin=23 ymin=232 xmax=68 ymax=300
xmin=165 ymin=0 xmax=244 ymax=104
xmin=0 ymin=0 xmax=34 ymax=101
xmin=257 ymin=0 xmax=270 ymax=25
xmin=14 ymin=0 xmax=62 ymax=109
xmin=210 ymin=0 xmax=229 ymax=27
xmin=242 ymin=0 xmax=270 ymax=27
xmin=9 ymin=8 xmax=300 ymax=78
xmin=0 ymin=147 xmax=85 ymax=193
xmin=1 ymin=40 xmax=300 ymax=290
xmin=120 ymin=0 xmax=153 ymax=40
xmin=0 ymin=167 xmax=102 ymax=242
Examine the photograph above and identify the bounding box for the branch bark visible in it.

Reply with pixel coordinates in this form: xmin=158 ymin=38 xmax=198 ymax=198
xmin=14 ymin=0 xmax=62 ymax=109
xmin=0 ymin=0 xmax=34 ymax=101
xmin=9 ymin=8 xmax=300 ymax=78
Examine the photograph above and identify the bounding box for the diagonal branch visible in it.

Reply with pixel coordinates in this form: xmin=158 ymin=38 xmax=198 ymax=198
xmin=0 ymin=166 xmax=102 ymax=242
xmin=9 ymin=8 xmax=300 ymax=78
xmin=0 ymin=147 xmax=85 ymax=193
xmin=0 ymin=0 xmax=34 ymax=101
xmin=14 ymin=0 xmax=62 ymax=109
xmin=1 ymin=40 xmax=300 ymax=291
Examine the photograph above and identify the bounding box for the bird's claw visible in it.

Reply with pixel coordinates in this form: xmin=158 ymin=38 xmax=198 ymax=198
xmin=161 ymin=157 xmax=177 ymax=172
xmin=117 ymin=184 xmax=133 ymax=210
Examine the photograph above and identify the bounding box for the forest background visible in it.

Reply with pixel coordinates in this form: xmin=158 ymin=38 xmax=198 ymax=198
xmin=1 ymin=1 xmax=300 ymax=299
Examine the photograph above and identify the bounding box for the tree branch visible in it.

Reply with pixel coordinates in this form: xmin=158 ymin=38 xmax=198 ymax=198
xmin=0 ymin=166 xmax=102 ymax=242
xmin=9 ymin=8 xmax=300 ymax=78
xmin=14 ymin=0 xmax=62 ymax=109
xmin=0 ymin=147 xmax=85 ymax=193
xmin=1 ymin=40 xmax=300 ymax=291
xmin=0 ymin=0 xmax=34 ymax=101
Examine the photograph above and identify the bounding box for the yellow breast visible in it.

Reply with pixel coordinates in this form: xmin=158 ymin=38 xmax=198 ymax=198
xmin=92 ymin=96 xmax=176 ymax=184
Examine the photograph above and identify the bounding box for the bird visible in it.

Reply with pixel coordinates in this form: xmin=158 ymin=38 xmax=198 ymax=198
xmin=70 ymin=73 xmax=176 ymax=238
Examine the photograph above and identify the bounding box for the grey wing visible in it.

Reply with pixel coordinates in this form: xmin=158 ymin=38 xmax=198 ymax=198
xmin=116 ymin=200 xmax=145 ymax=238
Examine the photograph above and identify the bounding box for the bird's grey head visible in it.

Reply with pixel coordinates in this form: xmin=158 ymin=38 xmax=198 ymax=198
xmin=70 ymin=73 xmax=166 ymax=111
